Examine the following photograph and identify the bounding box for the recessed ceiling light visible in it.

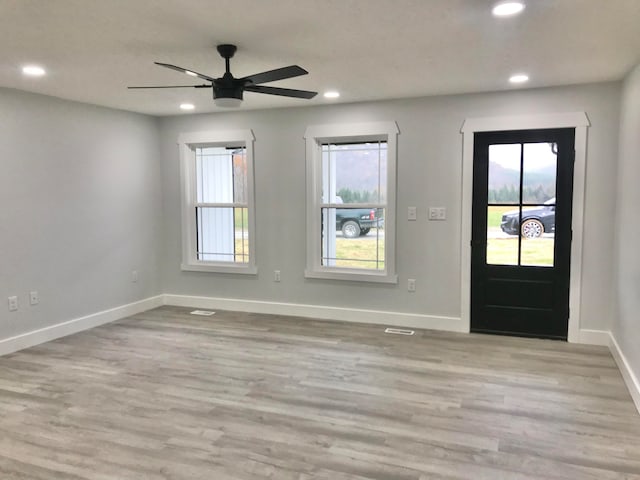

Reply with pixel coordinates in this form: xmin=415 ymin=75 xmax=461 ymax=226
xmin=492 ymin=1 xmax=525 ymax=17
xmin=324 ymin=91 xmax=340 ymax=99
xmin=185 ymin=71 xmax=197 ymax=77
xmin=509 ymin=74 xmax=529 ymax=84
xmin=22 ymin=65 xmax=46 ymax=77
xmin=180 ymin=103 xmax=195 ymax=110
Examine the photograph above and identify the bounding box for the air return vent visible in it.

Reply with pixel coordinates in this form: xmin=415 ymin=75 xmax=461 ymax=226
xmin=190 ymin=310 xmax=216 ymax=316
xmin=384 ymin=327 xmax=415 ymax=336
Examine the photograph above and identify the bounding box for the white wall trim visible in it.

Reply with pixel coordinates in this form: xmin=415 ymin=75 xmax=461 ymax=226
xmin=577 ymin=329 xmax=611 ymax=346
xmin=0 ymin=296 xmax=164 ymax=357
xmin=459 ymin=112 xmax=591 ymax=340
xmin=163 ymin=294 xmax=466 ymax=332
xmin=609 ymin=333 xmax=640 ymax=415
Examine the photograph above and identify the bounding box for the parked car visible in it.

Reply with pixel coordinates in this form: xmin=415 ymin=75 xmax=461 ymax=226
xmin=500 ymin=198 xmax=555 ymax=238
xmin=336 ymin=208 xmax=383 ymax=238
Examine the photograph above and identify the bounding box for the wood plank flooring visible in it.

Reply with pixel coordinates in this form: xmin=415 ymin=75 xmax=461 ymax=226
xmin=0 ymin=305 xmax=639 ymax=479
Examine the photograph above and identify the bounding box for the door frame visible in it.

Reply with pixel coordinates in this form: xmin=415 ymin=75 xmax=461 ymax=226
xmin=460 ymin=112 xmax=590 ymax=343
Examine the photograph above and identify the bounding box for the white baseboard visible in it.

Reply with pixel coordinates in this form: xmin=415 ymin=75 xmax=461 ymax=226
xmin=163 ymin=294 xmax=467 ymax=332
xmin=608 ymin=333 xmax=640 ymax=415
xmin=576 ymin=328 xmax=611 ymax=346
xmin=0 ymin=295 xmax=164 ymax=357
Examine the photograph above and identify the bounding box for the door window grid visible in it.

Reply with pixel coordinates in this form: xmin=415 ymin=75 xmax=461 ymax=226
xmin=487 ymin=142 xmax=557 ymax=267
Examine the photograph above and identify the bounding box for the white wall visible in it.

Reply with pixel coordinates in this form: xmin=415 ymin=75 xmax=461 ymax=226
xmin=0 ymin=88 xmax=163 ymax=340
xmin=159 ymin=82 xmax=620 ymax=332
xmin=613 ymin=65 xmax=640 ymax=380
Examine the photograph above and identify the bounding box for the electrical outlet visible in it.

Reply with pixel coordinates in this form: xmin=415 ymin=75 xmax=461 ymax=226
xmin=407 ymin=206 xmax=417 ymax=221
xmin=8 ymin=296 xmax=18 ymax=312
xmin=30 ymin=291 xmax=39 ymax=305
xmin=132 ymin=270 xmax=138 ymax=283
xmin=407 ymin=279 xmax=416 ymax=292
xmin=274 ymin=270 xmax=281 ymax=282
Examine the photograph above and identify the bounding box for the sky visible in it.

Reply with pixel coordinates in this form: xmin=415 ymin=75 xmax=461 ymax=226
xmin=489 ymin=143 xmax=557 ymax=171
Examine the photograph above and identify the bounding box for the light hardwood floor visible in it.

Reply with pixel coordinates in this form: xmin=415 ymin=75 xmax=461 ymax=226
xmin=1 ymin=306 xmax=639 ymax=479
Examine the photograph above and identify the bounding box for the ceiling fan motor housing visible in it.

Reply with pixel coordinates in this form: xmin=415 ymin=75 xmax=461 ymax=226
xmin=213 ymin=85 xmax=244 ymax=101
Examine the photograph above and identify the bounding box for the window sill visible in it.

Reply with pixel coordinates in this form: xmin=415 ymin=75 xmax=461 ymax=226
xmin=181 ymin=263 xmax=258 ymax=275
xmin=304 ymin=269 xmax=398 ymax=284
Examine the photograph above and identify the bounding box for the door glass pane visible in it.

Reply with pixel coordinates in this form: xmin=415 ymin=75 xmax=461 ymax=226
xmin=522 ymin=143 xmax=556 ymax=204
xmin=488 ymin=144 xmax=521 ymax=204
xmin=520 ymin=200 xmax=555 ymax=266
xmin=486 ymin=205 xmax=518 ymax=265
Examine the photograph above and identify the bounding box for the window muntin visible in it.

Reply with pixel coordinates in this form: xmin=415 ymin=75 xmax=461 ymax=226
xmin=320 ymin=142 xmax=387 ymax=271
xmin=179 ymin=130 xmax=256 ymax=274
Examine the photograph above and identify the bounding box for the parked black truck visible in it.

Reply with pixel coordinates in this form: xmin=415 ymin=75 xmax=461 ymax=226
xmin=335 ymin=208 xmax=384 ymax=238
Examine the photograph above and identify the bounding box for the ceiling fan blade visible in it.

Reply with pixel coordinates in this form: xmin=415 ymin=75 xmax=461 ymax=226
xmin=154 ymin=62 xmax=216 ymax=82
xmin=128 ymin=85 xmax=212 ymax=89
xmin=245 ymin=85 xmax=317 ymax=99
xmin=242 ymin=65 xmax=308 ymax=85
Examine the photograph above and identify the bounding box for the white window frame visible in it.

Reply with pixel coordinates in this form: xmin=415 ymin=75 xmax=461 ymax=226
xmin=178 ymin=129 xmax=257 ymax=274
xmin=304 ymin=121 xmax=399 ymax=283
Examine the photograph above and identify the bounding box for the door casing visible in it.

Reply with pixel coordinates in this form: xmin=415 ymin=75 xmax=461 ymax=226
xmin=460 ymin=113 xmax=590 ymax=343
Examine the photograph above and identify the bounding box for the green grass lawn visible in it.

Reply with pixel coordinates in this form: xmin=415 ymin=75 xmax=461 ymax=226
xmin=487 ymin=205 xmax=517 ymax=229
xmin=234 ymin=208 xmax=248 ymax=229
xmin=487 ymin=237 xmax=554 ymax=266
xmin=327 ymin=230 xmax=385 ymax=269
xmin=487 ymin=205 xmax=554 ymax=266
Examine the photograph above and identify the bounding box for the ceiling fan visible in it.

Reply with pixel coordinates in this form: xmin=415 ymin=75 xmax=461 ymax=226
xmin=128 ymin=44 xmax=317 ymax=107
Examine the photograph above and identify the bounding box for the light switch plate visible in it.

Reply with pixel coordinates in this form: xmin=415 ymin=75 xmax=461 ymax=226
xmin=428 ymin=207 xmax=446 ymax=221
xmin=408 ymin=206 xmax=417 ymax=221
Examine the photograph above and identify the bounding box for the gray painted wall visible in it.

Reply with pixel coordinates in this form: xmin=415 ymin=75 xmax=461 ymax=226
xmin=159 ymin=82 xmax=621 ymax=331
xmin=613 ymin=64 xmax=640 ymax=377
xmin=0 ymin=88 xmax=163 ymax=339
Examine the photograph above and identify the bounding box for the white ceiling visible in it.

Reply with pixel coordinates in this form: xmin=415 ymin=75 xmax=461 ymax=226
xmin=2 ymin=0 xmax=639 ymax=116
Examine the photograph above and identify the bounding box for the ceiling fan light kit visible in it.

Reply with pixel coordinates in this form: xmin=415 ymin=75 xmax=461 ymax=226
xmin=129 ymin=43 xmax=317 ymax=108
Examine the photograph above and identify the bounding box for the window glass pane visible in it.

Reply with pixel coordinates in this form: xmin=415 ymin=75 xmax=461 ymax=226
xmin=488 ymin=144 xmax=521 ymax=204
xmin=196 ymin=207 xmax=249 ymax=263
xmin=322 ymin=142 xmax=387 ymax=205
xmin=233 ymin=207 xmax=249 ymax=263
xmin=232 ymin=148 xmax=247 ymax=204
xmin=522 ymin=143 xmax=556 ymax=204
xmin=487 ymin=205 xmax=518 ymax=265
xmin=196 ymin=146 xmax=245 ymax=204
xmin=321 ymin=207 xmax=384 ymax=270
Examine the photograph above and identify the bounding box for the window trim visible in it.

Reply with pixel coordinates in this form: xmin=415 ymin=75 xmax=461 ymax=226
xmin=304 ymin=121 xmax=399 ymax=283
xmin=178 ymin=129 xmax=257 ymax=274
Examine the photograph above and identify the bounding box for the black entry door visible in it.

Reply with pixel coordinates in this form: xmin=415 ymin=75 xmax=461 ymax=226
xmin=471 ymin=128 xmax=575 ymax=339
